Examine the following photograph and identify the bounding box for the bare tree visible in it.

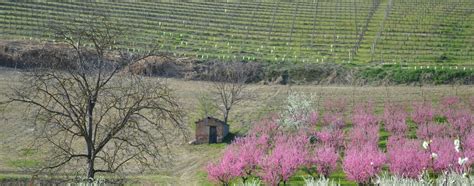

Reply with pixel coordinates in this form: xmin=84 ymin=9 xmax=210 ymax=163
xmin=209 ymin=62 xmax=257 ymax=125
xmin=196 ymin=92 xmax=218 ymax=118
xmin=1 ymin=16 xmax=186 ymax=180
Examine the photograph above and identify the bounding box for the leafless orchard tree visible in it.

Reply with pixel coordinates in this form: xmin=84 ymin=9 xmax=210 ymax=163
xmin=1 ymin=16 xmax=187 ymax=180
xmin=209 ymin=62 xmax=258 ymax=125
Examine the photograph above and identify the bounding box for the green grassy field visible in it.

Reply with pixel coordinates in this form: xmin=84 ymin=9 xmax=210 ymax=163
xmin=0 ymin=0 xmax=473 ymax=66
xmin=1 ymin=67 xmax=473 ymax=185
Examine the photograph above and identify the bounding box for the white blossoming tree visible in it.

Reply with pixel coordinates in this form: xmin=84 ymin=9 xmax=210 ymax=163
xmin=279 ymin=92 xmax=317 ymax=129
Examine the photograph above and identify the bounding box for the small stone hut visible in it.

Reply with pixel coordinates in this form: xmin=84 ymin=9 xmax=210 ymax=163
xmin=195 ymin=117 xmax=229 ymax=144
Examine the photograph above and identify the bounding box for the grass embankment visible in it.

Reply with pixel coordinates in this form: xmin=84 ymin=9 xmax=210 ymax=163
xmin=1 ymin=40 xmax=473 ymax=85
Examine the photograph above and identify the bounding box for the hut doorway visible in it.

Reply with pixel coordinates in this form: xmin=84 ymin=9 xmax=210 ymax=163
xmin=194 ymin=117 xmax=229 ymax=144
xmin=209 ymin=126 xmax=217 ymax=143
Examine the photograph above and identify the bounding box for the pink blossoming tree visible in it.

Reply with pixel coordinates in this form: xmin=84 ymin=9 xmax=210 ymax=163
xmin=315 ymin=128 xmax=345 ymax=150
xmin=383 ymin=103 xmax=408 ymax=136
xmin=387 ymin=139 xmax=430 ymax=178
xmin=312 ymin=146 xmax=339 ymax=178
xmin=258 ymin=133 xmax=309 ymax=186
xmin=206 ymin=147 xmax=244 ymax=185
xmin=231 ymin=135 xmax=268 ymax=183
xmin=411 ymin=102 xmax=435 ymax=125
xmin=343 ymin=146 xmax=386 ymax=184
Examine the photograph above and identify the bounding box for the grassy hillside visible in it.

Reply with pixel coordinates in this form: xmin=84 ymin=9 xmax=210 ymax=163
xmin=0 ymin=0 xmax=473 ymax=66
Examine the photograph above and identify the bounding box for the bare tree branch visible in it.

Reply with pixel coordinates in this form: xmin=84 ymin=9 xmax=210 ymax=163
xmin=2 ymin=15 xmax=187 ymax=181
xmin=209 ymin=62 xmax=257 ymax=124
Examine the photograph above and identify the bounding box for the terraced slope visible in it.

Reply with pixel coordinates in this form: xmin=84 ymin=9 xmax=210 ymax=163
xmin=0 ymin=0 xmax=473 ymax=66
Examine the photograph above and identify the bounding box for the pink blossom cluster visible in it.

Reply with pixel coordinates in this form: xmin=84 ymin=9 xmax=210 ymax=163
xmin=315 ymin=128 xmax=344 ymax=150
xmin=437 ymin=96 xmax=472 ymax=140
xmin=206 ymin=147 xmax=245 ymax=184
xmin=430 ymin=137 xmax=460 ymax=173
xmin=207 ymin=118 xmax=274 ymax=185
xmin=383 ymin=103 xmax=408 ymax=136
xmin=309 ymin=127 xmax=342 ymax=178
xmin=411 ymin=102 xmax=435 ymax=125
xmin=233 ymin=135 xmax=269 ymax=177
xmin=343 ymin=146 xmax=386 ymax=184
xmin=441 ymin=96 xmax=461 ymax=107
xmin=322 ymin=98 xmax=347 ymax=129
xmin=308 ymin=111 xmax=319 ymax=126
xmin=386 ymin=135 xmax=474 ymax=178
xmin=464 ymin=133 xmax=474 ymax=169
xmin=416 ymin=122 xmax=448 ymax=140
xmin=207 ymin=96 xmax=473 ymax=185
xmin=352 ymin=101 xmax=379 ymax=128
xmin=322 ymin=112 xmax=345 ymax=129
xmin=248 ymin=115 xmax=280 ymax=137
xmin=385 ymin=96 xmax=473 ymax=179
xmin=310 ymin=147 xmax=339 ymax=178
xmin=387 ymin=138 xmax=430 ymax=178
xmin=348 ymin=126 xmax=379 ymax=149
xmin=259 ymin=132 xmax=310 ymax=185
xmin=207 ymin=118 xmax=312 ymax=185
xmin=343 ymin=102 xmax=386 ymax=183
xmin=446 ymin=109 xmax=472 ymax=139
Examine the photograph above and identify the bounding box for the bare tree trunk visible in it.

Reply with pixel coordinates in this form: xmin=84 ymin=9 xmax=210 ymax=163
xmin=87 ymin=96 xmax=96 ymax=180
xmin=87 ymin=157 xmax=95 ymax=180
xmin=224 ymin=109 xmax=230 ymax=125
